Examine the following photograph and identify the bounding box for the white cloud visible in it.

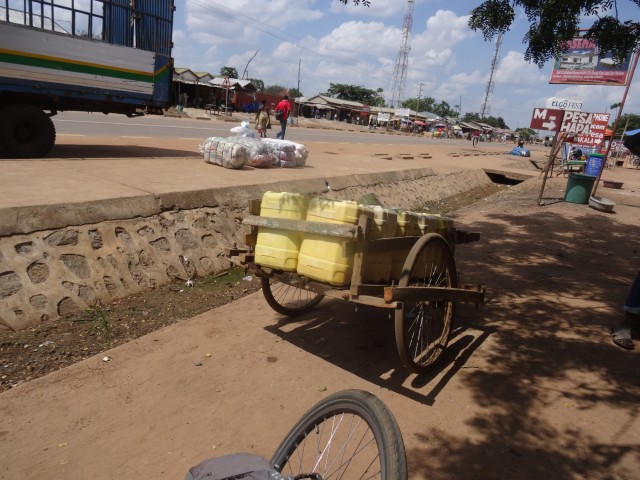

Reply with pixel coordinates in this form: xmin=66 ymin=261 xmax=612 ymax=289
xmin=495 ymin=51 xmax=547 ymax=85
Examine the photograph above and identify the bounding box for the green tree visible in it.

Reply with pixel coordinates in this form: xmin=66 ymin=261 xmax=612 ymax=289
xmin=462 ymin=112 xmax=509 ymax=129
xmin=220 ymin=66 xmax=238 ymax=79
xmin=321 ymin=83 xmax=380 ymax=104
xmin=288 ymin=87 xmax=303 ymax=98
xmin=515 ymin=127 xmax=537 ymax=140
xmin=248 ymin=78 xmax=265 ymax=91
xmin=468 ymin=1 xmax=639 ymax=67
xmin=372 ymin=88 xmax=385 ymax=107
xmin=615 ymin=113 xmax=640 ymax=136
xmin=462 ymin=112 xmax=482 ymax=123
xmin=403 ymin=96 xmax=436 ymax=113
xmin=264 ymin=84 xmax=289 ymax=95
xmin=432 ymin=100 xmax=457 ymax=118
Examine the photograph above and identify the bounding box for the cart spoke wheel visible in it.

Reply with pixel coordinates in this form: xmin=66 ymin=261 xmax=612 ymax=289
xmin=395 ymin=233 xmax=457 ymax=374
xmin=261 ymin=276 xmax=323 ymax=317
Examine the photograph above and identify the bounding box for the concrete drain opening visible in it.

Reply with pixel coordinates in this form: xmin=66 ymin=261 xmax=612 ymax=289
xmin=420 ymin=170 xmax=527 ymax=215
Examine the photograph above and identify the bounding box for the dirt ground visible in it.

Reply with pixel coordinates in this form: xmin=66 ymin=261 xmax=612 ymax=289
xmin=1 ymin=173 xmax=640 ymax=479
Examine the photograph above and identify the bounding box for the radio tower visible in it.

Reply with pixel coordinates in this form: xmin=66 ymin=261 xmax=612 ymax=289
xmin=388 ymin=0 xmax=415 ymax=108
xmin=479 ymin=33 xmax=503 ymax=119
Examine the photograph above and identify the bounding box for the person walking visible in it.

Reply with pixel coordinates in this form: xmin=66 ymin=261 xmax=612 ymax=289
xmin=254 ymin=100 xmax=270 ymax=138
xmin=472 ymin=129 xmax=480 ymax=146
xmin=275 ymin=94 xmax=291 ymax=140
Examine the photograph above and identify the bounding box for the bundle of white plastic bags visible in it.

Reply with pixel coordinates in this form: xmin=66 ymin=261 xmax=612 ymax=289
xmin=198 ymin=122 xmax=309 ymax=169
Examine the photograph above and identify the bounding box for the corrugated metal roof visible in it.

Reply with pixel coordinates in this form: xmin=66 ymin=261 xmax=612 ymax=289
xmin=305 ymin=95 xmax=364 ymax=109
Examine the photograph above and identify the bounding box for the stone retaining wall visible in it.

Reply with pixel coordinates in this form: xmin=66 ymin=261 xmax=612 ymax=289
xmin=0 ymin=168 xmax=493 ymax=331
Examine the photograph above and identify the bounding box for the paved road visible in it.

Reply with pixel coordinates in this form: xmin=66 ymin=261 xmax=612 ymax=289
xmin=11 ymin=111 xmax=637 ymax=238
xmin=52 ymin=111 xmax=465 ymax=147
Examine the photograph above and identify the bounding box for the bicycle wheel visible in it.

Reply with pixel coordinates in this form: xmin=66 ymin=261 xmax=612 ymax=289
xmin=261 ymin=276 xmax=323 ymax=316
xmin=395 ymin=233 xmax=457 ymax=374
xmin=271 ymin=389 xmax=407 ymax=480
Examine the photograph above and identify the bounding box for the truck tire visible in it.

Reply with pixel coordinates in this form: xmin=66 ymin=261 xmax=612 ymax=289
xmin=0 ymin=104 xmax=56 ymax=158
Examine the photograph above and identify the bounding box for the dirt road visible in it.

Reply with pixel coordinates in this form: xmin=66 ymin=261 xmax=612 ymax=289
xmin=2 ymin=174 xmax=640 ymax=479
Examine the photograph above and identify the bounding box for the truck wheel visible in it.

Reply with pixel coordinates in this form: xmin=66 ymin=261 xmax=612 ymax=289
xmin=0 ymin=104 xmax=56 ymax=158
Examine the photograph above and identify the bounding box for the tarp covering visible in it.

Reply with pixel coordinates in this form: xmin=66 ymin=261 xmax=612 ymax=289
xmin=623 ymin=129 xmax=640 ymax=157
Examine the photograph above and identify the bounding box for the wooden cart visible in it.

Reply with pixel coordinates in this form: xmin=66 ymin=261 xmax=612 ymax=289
xmin=228 ymin=201 xmax=485 ymax=374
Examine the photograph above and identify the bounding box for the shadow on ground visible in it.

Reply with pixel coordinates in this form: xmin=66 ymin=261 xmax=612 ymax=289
xmin=265 ymin=204 xmax=640 ymax=479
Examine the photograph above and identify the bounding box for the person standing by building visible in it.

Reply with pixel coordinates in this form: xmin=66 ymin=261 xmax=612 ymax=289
xmin=275 ymin=94 xmax=291 ymax=140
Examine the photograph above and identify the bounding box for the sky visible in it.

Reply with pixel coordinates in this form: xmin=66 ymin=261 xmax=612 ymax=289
xmin=171 ymin=0 xmax=640 ymax=131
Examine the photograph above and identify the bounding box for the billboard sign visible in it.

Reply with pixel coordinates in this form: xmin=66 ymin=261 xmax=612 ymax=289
xmin=530 ymin=108 xmax=564 ymax=132
xmin=545 ymin=97 xmax=583 ymax=111
xmin=549 ymin=36 xmax=633 ymax=86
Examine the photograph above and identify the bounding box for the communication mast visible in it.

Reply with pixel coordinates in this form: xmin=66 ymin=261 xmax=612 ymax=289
xmin=479 ymin=33 xmax=503 ymax=119
xmin=388 ymin=0 xmax=415 ymax=108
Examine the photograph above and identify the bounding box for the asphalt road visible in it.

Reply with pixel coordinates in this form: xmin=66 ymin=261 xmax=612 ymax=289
xmin=52 ymin=111 xmax=463 ymax=147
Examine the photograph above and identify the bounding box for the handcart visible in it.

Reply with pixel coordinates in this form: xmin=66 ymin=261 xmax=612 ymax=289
xmin=227 ymin=200 xmax=485 ymax=374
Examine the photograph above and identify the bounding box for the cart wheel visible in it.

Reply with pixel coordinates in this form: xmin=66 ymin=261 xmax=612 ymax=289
xmin=395 ymin=233 xmax=457 ymax=374
xmin=261 ymin=276 xmax=323 ymax=317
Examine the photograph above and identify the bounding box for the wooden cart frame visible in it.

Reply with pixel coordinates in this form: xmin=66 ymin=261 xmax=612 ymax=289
xmin=228 ymin=200 xmax=485 ymax=374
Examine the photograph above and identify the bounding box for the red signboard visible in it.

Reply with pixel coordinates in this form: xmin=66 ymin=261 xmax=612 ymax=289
xmin=530 ymin=108 xmax=564 ymax=132
xmin=562 ymin=111 xmax=610 ymax=146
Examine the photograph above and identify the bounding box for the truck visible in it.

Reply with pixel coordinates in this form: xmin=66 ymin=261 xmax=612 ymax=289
xmin=0 ymin=0 xmax=175 ymax=158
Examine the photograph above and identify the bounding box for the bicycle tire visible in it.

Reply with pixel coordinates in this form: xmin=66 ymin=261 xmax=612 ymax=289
xmin=271 ymin=389 xmax=407 ymax=480
xmin=395 ymin=233 xmax=457 ymax=374
xmin=261 ymin=276 xmax=323 ymax=317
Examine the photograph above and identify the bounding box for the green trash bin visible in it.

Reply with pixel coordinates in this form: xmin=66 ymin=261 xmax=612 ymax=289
xmin=564 ymin=173 xmax=597 ymax=204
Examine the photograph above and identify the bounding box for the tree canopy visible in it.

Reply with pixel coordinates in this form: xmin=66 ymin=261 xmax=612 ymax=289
xmin=401 ymin=97 xmax=458 ymax=118
xmin=263 ymin=84 xmax=289 ymax=96
xmin=321 ymin=83 xmax=384 ymax=106
xmin=615 ymin=113 xmax=640 ymax=135
xmin=468 ymin=0 xmax=640 ymax=67
xmin=462 ymin=112 xmax=510 ymax=129
xmin=248 ymin=78 xmax=264 ymax=91
xmin=219 ymin=66 xmax=239 ymax=79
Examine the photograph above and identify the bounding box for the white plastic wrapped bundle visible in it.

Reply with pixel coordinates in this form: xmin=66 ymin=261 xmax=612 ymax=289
xmin=273 ymin=150 xmax=297 ymax=168
xmin=249 ymin=154 xmax=278 ymax=168
xmin=260 ymin=138 xmax=308 ymax=167
xmin=229 ymin=120 xmax=256 ymax=138
xmin=228 ymin=136 xmax=277 ymax=168
xmin=199 ymin=137 xmax=247 ymax=169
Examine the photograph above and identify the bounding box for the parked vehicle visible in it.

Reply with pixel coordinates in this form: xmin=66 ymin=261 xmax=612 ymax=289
xmin=0 ymin=0 xmax=175 ymax=158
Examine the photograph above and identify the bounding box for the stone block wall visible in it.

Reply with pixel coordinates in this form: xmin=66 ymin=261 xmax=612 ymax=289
xmin=0 ymin=206 xmax=247 ymax=331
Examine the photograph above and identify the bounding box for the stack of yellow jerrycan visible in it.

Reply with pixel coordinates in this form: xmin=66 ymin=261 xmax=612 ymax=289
xmin=254 ymin=191 xmax=309 ymax=271
xmin=415 ymin=213 xmax=453 ymax=237
xmin=390 ymin=210 xmax=420 ymax=281
xmin=361 ymin=205 xmax=397 ymax=283
xmin=297 ymin=198 xmax=362 ymax=286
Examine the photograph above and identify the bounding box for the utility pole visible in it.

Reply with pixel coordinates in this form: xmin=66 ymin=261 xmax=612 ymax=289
xmin=296 ymin=59 xmax=301 ymax=124
xmin=416 ymin=82 xmax=423 ymax=113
